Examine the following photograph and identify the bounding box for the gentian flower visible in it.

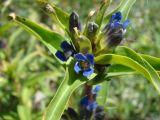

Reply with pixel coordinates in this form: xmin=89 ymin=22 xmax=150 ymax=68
xmin=108 ymin=11 xmax=129 ymax=30
xmin=80 ymin=96 xmax=97 ymax=111
xmin=80 ymin=85 xmax=101 ymax=111
xmin=92 ymin=85 xmax=101 ymax=94
xmin=74 ymin=53 xmax=94 ymax=77
xmin=103 ymin=11 xmax=130 ymax=48
xmin=55 ymin=41 xmax=76 ymax=61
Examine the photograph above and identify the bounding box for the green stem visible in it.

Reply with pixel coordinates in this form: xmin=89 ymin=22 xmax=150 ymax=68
xmin=43 ymin=68 xmax=85 ymax=120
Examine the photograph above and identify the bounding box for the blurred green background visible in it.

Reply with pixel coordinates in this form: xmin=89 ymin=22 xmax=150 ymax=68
xmin=0 ymin=0 xmax=160 ymax=120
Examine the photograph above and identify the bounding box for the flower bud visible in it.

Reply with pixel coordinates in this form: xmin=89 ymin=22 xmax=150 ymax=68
xmin=86 ymin=22 xmax=99 ymax=42
xmin=69 ymin=11 xmax=81 ymax=34
xmin=104 ymin=25 xmax=124 ymax=48
xmin=93 ymin=106 xmax=106 ymax=120
xmin=100 ymin=12 xmax=129 ymax=52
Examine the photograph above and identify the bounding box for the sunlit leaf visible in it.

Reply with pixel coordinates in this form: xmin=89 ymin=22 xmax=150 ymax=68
xmin=95 ymin=53 xmax=160 ymax=94
xmin=94 ymin=0 xmax=110 ymax=29
xmin=97 ymin=81 xmax=110 ymax=106
xmin=37 ymin=0 xmax=69 ymax=32
xmin=43 ymin=59 xmax=88 ymax=120
xmin=140 ymin=54 xmax=160 ymax=71
xmin=115 ymin=46 xmax=160 ymax=94
xmin=8 ymin=13 xmax=65 ymax=54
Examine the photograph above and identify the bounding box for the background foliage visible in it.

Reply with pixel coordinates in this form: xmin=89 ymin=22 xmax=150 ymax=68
xmin=0 ymin=0 xmax=160 ymax=120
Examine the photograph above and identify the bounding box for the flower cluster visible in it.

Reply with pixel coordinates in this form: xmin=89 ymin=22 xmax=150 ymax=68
xmin=55 ymin=11 xmax=129 ymax=77
xmin=61 ymin=86 xmax=106 ymax=120
xmin=80 ymin=85 xmax=100 ymax=111
xmin=79 ymin=85 xmax=106 ymax=119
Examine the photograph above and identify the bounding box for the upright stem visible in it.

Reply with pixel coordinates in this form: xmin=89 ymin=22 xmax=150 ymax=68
xmin=43 ymin=69 xmax=85 ymax=120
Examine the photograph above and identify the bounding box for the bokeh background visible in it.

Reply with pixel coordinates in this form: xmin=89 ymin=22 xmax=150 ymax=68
xmin=0 ymin=0 xmax=160 ymax=120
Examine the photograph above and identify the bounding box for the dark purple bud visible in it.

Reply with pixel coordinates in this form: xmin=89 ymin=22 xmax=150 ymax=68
xmin=86 ymin=22 xmax=99 ymax=41
xmin=102 ymin=12 xmax=129 ymax=49
xmin=69 ymin=11 xmax=81 ymax=34
xmin=93 ymin=106 xmax=106 ymax=120
xmin=105 ymin=25 xmax=124 ymax=48
xmin=66 ymin=107 xmax=79 ymax=120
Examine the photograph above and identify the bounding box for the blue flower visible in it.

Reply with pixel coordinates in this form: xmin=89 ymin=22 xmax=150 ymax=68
xmin=92 ymin=85 xmax=101 ymax=94
xmin=74 ymin=53 xmax=94 ymax=77
xmin=55 ymin=41 xmax=76 ymax=61
xmin=103 ymin=12 xmax=130 ymax=49
xmin=108 ymin=11 xmax=129 ymax=30
xmin=80 ymin=96 xmax=97 ymax=111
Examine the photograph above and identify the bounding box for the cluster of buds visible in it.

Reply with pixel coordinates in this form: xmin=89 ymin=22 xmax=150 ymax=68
xmin=61 ymin=86 xmax=107 ymax=120
xmin=55 ymin=11 xmax=129 ymax=78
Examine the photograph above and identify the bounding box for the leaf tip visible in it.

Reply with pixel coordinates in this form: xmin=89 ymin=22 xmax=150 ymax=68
xmin=37 ymin=0 xmax=55 ymax=14
xmin=8 ymin=13 xmax=16 ymax=21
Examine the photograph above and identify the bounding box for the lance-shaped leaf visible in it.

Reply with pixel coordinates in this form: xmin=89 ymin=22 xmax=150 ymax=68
xmin=37 ymin=0 xmax=69 ymax=32
xmin=94 ymin=0 xmax=110 ymax=30
xmin=115 ymin=46 xmax=160 ymax=94
xmin=95 ymin=54 xmax=160 ymax=94
xmin=43 ymin=59 xmax=89 ymax=120
xmin=8 ymin=13 xmax=65 ymax=54
xmin=140 ymin=54 xmax=160 ymax=71
xmin=97 ymin=81 xmax=110 ymax=106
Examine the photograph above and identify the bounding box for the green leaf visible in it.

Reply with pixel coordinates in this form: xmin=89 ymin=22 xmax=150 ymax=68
xmin=43 ymin=59 xmax=88 ymax=120
xmin=97 ymin=81 xmax=110 ymax=106
xmin=37 ymin=0 xmax=69 ymax=32
xmin=118 ymin=0 xmax=136 ymax=20
xmin=77 ymin=35 xmax=92 ymax=53
xmin=95 ymin=53 xmax=160 ymax=94
xmin=0 ymin=22 xmax=13 ymax=36
xmin=115 ymin=46 xmax=160 ymax=94
xmin=107 ymin=71 xmax=135 ymax=78
xmin=8 ymin=14 xmax=65 ymax=54
xmin=108 ymin=64 xmax=133 ymax=73
xmin=94 ymin=0 xmax=110 ymax=29
xmin=17 ymin=105 xmax=31 ymax=120
xmin=140 ymin=54 xmax=160 ymax=71
xmin=17 ymin=52 xmax=39 ymax=73
xmin=24 ymin=71 xmax=60 ymax=87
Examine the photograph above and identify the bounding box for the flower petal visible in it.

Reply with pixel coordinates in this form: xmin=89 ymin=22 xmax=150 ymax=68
xmin=74 ymin=53 xmax=86 ymax=61
xmin=86 ymin=54 xmax=94 ymax=65
xmin=74 ymin=62 xmax=81 ymax=74
xmin=80 ymin=96 xmax=90 ymax=106
xmin=92 ymin=85 xmax=101 ymax=94
xmin=83 ymin=67 xmax=94 ymax=77
xmin=55 ymin=51 xmax=67 ymax=61
xmin=60 ymin=41 xmax=73 ymax=51
xmin=123 ymin=20 xmax=130 ymax=29
xmin=87 ymin=101 xmax=97 ymax=111
xmin=114 ymin=11 xmax=122 ymax=21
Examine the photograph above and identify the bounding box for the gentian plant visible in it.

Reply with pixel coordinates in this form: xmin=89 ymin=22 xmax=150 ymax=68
xmin=8 ymin=0 xmax=160 ymax=120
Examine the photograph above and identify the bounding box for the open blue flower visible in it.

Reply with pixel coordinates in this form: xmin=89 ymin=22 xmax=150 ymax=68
xmin=74 ymin=53 xmax=94 ymax=77
xmin=108 ymin=11 xmax=129 ymax=30
xmin=80 ymin=96 xmax=97 ymax=111
xmin=55 ymin=41 xmax=76 ymax=61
